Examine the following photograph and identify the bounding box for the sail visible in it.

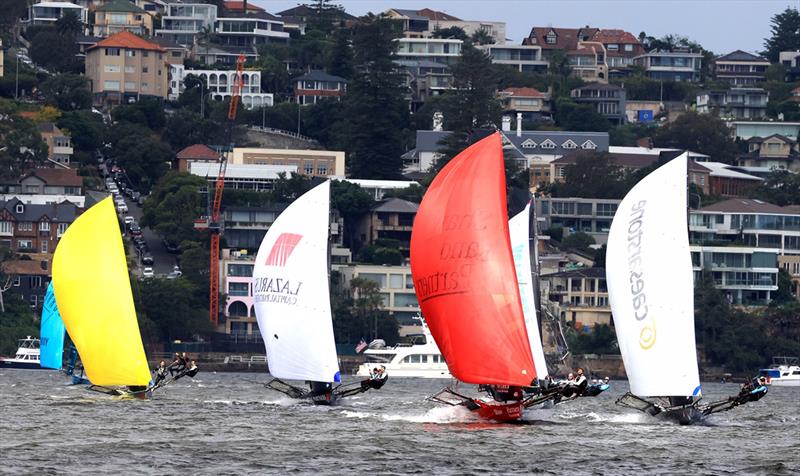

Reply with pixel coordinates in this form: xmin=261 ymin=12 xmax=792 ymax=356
xmin=509 ymin=204 xmax=549 ymax=379
xmin=39 ymin=282 xmax=65 ymax=370
xmin=253 ymin=180 xmax=340 ymax=383
xmin=606 ymin=153 xmax=700 ymax=397
xmin=410 ymin=132 xmax=536 ymax=386
xmin=52 ymin=197 xmax=151 ymax=387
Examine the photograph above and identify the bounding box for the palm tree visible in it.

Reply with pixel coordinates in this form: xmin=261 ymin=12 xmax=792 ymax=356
xmin=197 ymin=25 xmax=217 ymax=66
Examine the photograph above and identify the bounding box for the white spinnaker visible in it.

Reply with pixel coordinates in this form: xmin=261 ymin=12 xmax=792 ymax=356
xmin=606 ymin=153 xmax=700 ymax=397
xmin=253 ymin=180 xmax=340 ymax=383
xmin=510 ymin=204 xmax=549 ymax=379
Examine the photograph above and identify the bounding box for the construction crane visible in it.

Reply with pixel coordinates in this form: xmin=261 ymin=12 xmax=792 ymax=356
xmin=207 ymin=53 xmax=246 ymax=327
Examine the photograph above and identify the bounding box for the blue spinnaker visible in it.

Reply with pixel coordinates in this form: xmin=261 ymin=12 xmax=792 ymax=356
xmin=39 ymin=282 xmax=65 ymax=370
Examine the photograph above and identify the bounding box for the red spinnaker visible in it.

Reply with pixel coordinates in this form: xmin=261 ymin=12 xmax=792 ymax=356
xmin=410 ymin=132 xmax=536 ymax=386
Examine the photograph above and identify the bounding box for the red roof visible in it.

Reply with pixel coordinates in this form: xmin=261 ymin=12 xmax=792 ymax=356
xmin=21 ymin=168 xmax=83 ymax=187
xmin=223 ymin=1 xmax=264 ymax=12
xmin=523 ymin=27 xmax=599 ymax=50
xmin=176 ymin=144 xmax=219 ymax=160
xmin=592 ymin=29 xmax=640 ymax=44
xmin=417 ymin=8 xmax=461 ymax=21
xmin=88 ymin=31 xmax=165 ymax=52
xmin=501 ymin=87 xmax=547 ymax=98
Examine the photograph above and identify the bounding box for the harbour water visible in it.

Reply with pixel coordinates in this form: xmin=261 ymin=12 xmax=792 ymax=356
xmin=1 ymin=371 xmax=798 ymax=475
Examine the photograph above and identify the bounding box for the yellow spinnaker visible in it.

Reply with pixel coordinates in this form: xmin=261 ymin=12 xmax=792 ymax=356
xmin=52 ymin=197 xmax=151 ymax=386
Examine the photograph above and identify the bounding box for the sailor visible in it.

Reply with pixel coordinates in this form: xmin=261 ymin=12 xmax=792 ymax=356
xmin=574 ymin=368 xmax=589 ymax=393
xmin=168 ymin=353 xmax=183 ymax=376
xmin=153 ymin=360 xmax=168 ymax=387
xmin=186 ymin=360 xmax=199 ymax=378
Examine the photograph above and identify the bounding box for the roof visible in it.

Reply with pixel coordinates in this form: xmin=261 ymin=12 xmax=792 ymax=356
xmin=415 ymin=129 xmax=610 ymax=155
xmin=276 ymin=5 xmax=356 ymax=20
xmin=523 ymin=26 xmax=599 ymax=50
xmin=294 ymin=70 xmax=347 ymax=83
xmin=219 ymin=9 xmax=280 ymax=20
xmin=37 ymin=122 xmax=59 ymax=134
xmin=542 ymin=267 xmax=606 ymax=279
xmin=33 ymin=2 xmax=83 ymax=9
xmin=343 ymin=179 xmax=419 ymax=189
xmin=189 ymin=162 xmax=297 ymax=180
xmin=17 ymin=168 xmax=82 ymax=187
xmin=371 ymin=198 xmax=419 ymax=214
xmin=417 ymin=8 xmax=461 ymax=21
xmin=389 ymin=8 xmax=428 ymax=21
xmin=176 ymin=144 xmax=219 ymax=160
xmin=715 ymin=50 xmax=769 ymax=63
xmin=700 ymin=162 xmax=763 ymax=181
xmin=697 ymin=198 xmax=791 ymax=215
xmin=223 ymin=1 xmax=264 ymax=12
xmin=637 ymin=49 xmax=703 ymax=58
xmin=148 ymin=36 xmax=186 ymax=50
xmin=2 ymin=259 xmax=50 ymax=277
xmin=591 ymin=29 xmax=639 ymax=45
xmin=500 ymin=87 xmax=547 ymax=98
xmin=95 ymin=0 xmax=145 ymax=13
xmin=0 ymin=198 xmax=79 ymax=222
xmin=88 ymin=31 xmax=165 ymax=52
xmin=748 ymin=134 xmax=795 ymax=144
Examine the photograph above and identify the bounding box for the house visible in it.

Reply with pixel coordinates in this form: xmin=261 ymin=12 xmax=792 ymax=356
xmin=26 ymin=1 xmax=87 ymax=28
xmin=689 ymin=198 xmax=800 ymax=255
xmin=691 ymin=246 xmax=779 ymax=305
xmin=85 ymin=31 xmax=180 ymax=104
xmin=175 ymin=144 xmax=219 ymax=172
xmin=0 ymin=168 xmax=85 ymax=207
xmin=696 ymin=87 xmax=768 ymax=120
xmin=385 ymin=8 xmax=506 ymax=45
xmin=213 ymin=8 xmax=290 ymax=47
xmin=36 ymin=123 xmax=73 ymax=165
xmin=570 ymin=83 xmax=626 ymax=124
xmin=522 ymin=26 xmax=599 ymax=58
xmin=189 ymin=162 xmax=297 ymax=192
xmin=221 ymin=203 xmax=286 ymax=250
xmin=384 ymin=8 xmax=430 ymax=38
xmin=219 ymin=249 xmax=257 ymax=335
xmin=624 ymin=100 xmax=662 ymax=123
xmin=477 ymin=44 xmax=549 ymax=74
xmin=693 ymin=161 xmax=763 ymax=197
xmin=730 ymin=121 xmax=800 ymax=141
xmin=356 ymin=198 xmax=418 ymax=254
xmin=155 ymin=1 xmax=217 ymax=46
xmin=230 ymin=147 xmax=345 ymax=177
xmin=0 ymin=198 xmax=78 ymax=254
xmin=592 ymin=29 xmax=644 ymax=75
xmin=567 ymin=42 xmax=608 ymax=82
xmin=540 ymin=267 xmax=611 ymax=330
xmin=394 ymin=59 xmax=453 ymax=109
xmin=168 ymin=65 xmax=273 ymax=109
xmin=712 ymin=50 xmax=770 ymax=85
xmin=192 ymin=43 xmax=258 ymax=65
xmin=737 ymin=134 xmax=800 ymax=172
xmin=92 ymin=0 xmax=153 ymax=37
xmin=338 ymin=263 xmax=421 ymax=328
xmin=779 ymin=50 xmax=800 ymax=82
xmin=294 ymin=70 xmax=347 ymax=106
xmin=535 ymin=197 xmax=620 ymax=244
xmin=498 ymin=87 xmax=552 ymax=122
xmin=633 ymin=49 xmax=703 ymax=82
xmin=1 ymin=257 xmax=51 ymax=309
xmin=394 ymin=38 xmax=463 ymax=66
xmin=276 ymin=4 xmax=356 ymax=34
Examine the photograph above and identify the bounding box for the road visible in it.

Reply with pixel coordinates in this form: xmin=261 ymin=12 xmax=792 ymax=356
xmin=123 ymin=196 xmax=178 ymax=277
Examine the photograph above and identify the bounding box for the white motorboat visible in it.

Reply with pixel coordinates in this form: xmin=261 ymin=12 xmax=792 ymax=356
xmin=0 ymin=336 xmax=43 ymax=370
xmin=356 ymin=318 xmax=451 ymax=379
xmin=759 ymin=357 xmax=800 ymax=387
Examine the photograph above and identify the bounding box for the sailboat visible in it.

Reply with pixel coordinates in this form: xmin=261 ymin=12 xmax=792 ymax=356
xmin=39 ymin=282 xmax=89 ymax=385
xmin=411 ymin=132 xmax=558 ymax=422
xmin=609 ymin=153 xmax=767 ymax=424
xmin=52 ymin=197 xmax=153 ymax=398
xmin=253 ymin=180 xmax=386 ymax=404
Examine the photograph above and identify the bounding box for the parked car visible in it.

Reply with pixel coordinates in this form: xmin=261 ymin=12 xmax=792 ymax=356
xmin=163 ymin=239 xmax=180 ymax=254
xmin=137 ymin=195 xmax=146 ymax=206
xmin=133 ymin=236 xmax=147 ymax=250
xmin=166 ymin=270 xmax=182 ymax=280
xmin=132 ymin=191 xmax=141 ymax=201
xmin=142 ymin=267 xmax=154 ymax=278
xmin=117 ymin=203 xmax=128 ymax=214
xmin=123 ymin=216 xmax=135 ymax=226
xmin=129 ymin=224 xmax=142 ymax=237
xmin=141 ymin=253 xmax=154 ymax=265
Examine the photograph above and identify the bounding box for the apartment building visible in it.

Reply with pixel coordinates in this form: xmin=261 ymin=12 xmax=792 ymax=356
xmin=356 ymin=198 xmax=418 ymax=255
xmin=691 ymin=246 xmax=779 ymax=305
xmin=37 ymin=123 xmax=73 ymax=165
xmin=498 ymin=87 xmax=552 ymax=122
xmin=189 ymin=162 xmax=297 ymax=192
xmin=730 ymin=121 xmax=800 ymax=141
xmin=385 ymin=8 xmax=505 ymax=45
xmin=541 ymin=267 xmax=611 ymax=330
xmin=395 ymin=59 xmax=453 ymax=109
xmin=592 ymin=29 xmax=644 ymax=74
xmin=1 ymin=257 xmax=51 ymax=309
xmin=27 ymin=1 xmax=88 ymax=27
xmin=85 ymin=31 xmax=181 ymax=104
xmin=570 ymin=83 xmax=626 ymax=124
xmin=633 ymin=49 xmax=703 ymax=82
xmin=712 ymin=50 xmax=770 ymax=86
xmin=0 ymin=199 xmax=78 ymax=254
xmin=737 ymin=134 xmax=800 ymax=172
xmin=338 ymin=264 xmax=421 ymax=326
xmin=221 ymin=204 xmax=286 ymax=250
xmin=156 ymin=1 xmax=216 ymax=46
xmin=294 ymin=70 xmax=347 ymax=105
xmin=478 ymin=44 xmax=549 ymax=74
xmin=93 ymin=0 xmax=153 ymax=37
xmin=168 ymin=65 xmax=273 ymax=109
xmin=213 ymin=9 xmax=290 ymax=47
xmin=230 ymin=147 xmax=345 ymax=177
xmin=220 ymin=250 xmax=257 ymax=335
xmin=394 ymin=38 xmax=463 ymax=66
xmin=696 ymin=87 xmax=768 ymax=120
xmin=535 ymin=197 xmax=620 ymax=245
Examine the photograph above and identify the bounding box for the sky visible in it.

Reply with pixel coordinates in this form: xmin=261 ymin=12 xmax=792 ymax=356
xmin=253 ymin=0 xmax=800 ymax=54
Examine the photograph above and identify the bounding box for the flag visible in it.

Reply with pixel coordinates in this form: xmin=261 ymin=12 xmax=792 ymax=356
xmin=355 ymin=338 xmax=368 ymax=354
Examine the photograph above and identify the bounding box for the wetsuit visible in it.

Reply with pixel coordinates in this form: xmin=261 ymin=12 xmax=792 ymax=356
xmin=186 ymin=364 xmax=199 ymax=378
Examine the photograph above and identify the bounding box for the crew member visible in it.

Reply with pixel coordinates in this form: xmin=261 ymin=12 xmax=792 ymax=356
xmin=168 ymin=353 xmax=183 ymax=376
xmin=153 ymin=360 xmax=168 ymax=387
xmin=186 ymin=360 xmax=199 ymax=378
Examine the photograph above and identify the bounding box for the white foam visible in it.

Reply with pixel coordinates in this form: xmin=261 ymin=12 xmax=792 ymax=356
xmin=381 ymin=405 xmax=479 ymax=424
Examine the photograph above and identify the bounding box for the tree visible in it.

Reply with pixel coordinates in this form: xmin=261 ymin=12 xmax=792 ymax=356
xmin=0 ymin=0 xmax=27 ymax=44
xmin=162 ymin=108 xmax=220 ymax=151
xmin=331 ymin=179 xmax=374 ymax=248
xmin=544 ymin=152 xmax=627 ymax=199
xmin=561 ymin=232 xmax=596 ymax=253
xmin=750 ymin=169 xmax=800 ymax=206
xmin=110 ymin=123 xmax=173 ymax=190
xmin=763 ymin=7 xmax=800 ymax=62
xmin=55 ymin=10 xmax=83 ymax=36
xmin=470 ymin=28 xmax=494 ymax=45
xmin=0 ymin=295 xmax=38 ymax=355
xmin=327 ymin=28 xmax=354 ymax=80
xmin=652 ymin=112 xmax=738 ymax=163
xmin=773 ymin=269 xmax=796 ymax=304
xmin=0 ymin=110 xmax=48 ymax=180
xmin=432 ymin=26 xmax=468 ymax=41
xmin=29 ymin=30 xmax=81 ymax=73
xmin=382 ymin=184 xmax=425 ymax=203
xmin=57 ymin=110 xmax=107 ymax=153
xmin=141 ymin=172 xmax=207 ymax=245
xmin=111 ymin=98 xmax=166 ymax=130
xmin=343 ymin=14 xmax=408 ymax=178
xmin=39 ymin=75 xmax=92 ymax=111
xmin=138 ymin=278 xmax=212 ymax=341
xmin=554 ymin=97 xmax=610 ymax=132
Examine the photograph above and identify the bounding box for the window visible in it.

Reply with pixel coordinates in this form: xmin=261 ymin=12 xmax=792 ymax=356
xmin=389 ymin=274 xmax=404 ymax=289
xmin=317 ymin=164 xmax=328 ymax=175
xmin=13 ymin=276 xmax=20 ymax=287
xmin=15 ymin=204 xmax=24 ymax=213
xmin=394 ymin=293 xmax=418 ymax=307
xmin=125 ymin=65 xmax=135 ymax=74
xmin=304 ymin=161 xmax=314 ymax=174
xmin=18 ymin=222 xmax=32 ymax=231
xmin=581 ymin=140 xmax=597 ymax=150
xmin=104 ymin=64 xmax=120 ymax=73
xmin=39 ymin=221 xmax=50 ymax=232
xmin=227 ymin=263 xmax=254 ymax=277
xmin=228 ymin=282 xmax=249 ymax=296
xmin=104 ymin=80 xmax=120 ymax=91
xmin=41 ymin=240 xmax=48 ymax=253
xmin=105 ymin=48 xmax=121 ymax=56
xmin=142 ymin=66 xmax=148 ymax=73
xmin=562 ymin=140 xmax=578 ymax=149
xmin=141 ymin=82 xmax=149 ymax=90
xmin=171 ymin=51 xmax=182 ymax=57
xmin=30 ymin=295 xmax=38 ymax=307
xmin=57 ymin=223 xmax=69 ymax=236
xmin=521 ymin=139 xmax=537 ymax=148
xmin=18 ymin=239 xmax=33 ymax=251
xmin=607 ymin=44 xmax=619 ymax=51
xmin=143 ymin=51 xmax=149 ymax=58
xmin=0 ymin=221 xmax=12 ymax=235
xmin=110 ymin=14 xmax=127 ymax=24
xmin=624 ymin=44 xmax=633 ymax=52
xmin=358 ymin=273 xmax=386 ymax=288
xmin=539 ymin=139 xmax=556 ymax=149
xmin=546 ymin=34 xmax=556 ymax=45
xmin=125 ymin=81 xmax=136 ymax=90
xmin=126 ymin=50 xmax=136 ymax=57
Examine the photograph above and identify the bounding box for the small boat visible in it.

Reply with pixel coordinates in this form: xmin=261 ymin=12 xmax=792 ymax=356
xmin=759 ymin=357 xmax=800 ymax=387
xmin=609 ymin=154 xmax=767 ymax=424
xmin=356 ymin=317 xmax=452 ymax=379
xmin=411 ymin=133 xmax=554 ymax=422
xmin=39 ymin=282 xmax=90 ymax=385
xmin=52 ymin=197 xmax=153 ymax=398
xmin=254 ymin=181 xmax=387 ymax=404
xmin=0 ymin=337 xmax=43 ymax=370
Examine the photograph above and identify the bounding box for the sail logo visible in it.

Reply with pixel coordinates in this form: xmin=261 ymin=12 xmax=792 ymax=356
xmin=266 ymin=233 xmax=303 ymax=267
xmin=253 ymin=277 xmax=303 ymax=305
xmin=626 ymin=199 xmax=657 ymax=350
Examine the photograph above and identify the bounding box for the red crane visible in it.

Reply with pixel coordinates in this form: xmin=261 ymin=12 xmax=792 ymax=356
xmin=208 ymin=54 xmax=246 ymax=327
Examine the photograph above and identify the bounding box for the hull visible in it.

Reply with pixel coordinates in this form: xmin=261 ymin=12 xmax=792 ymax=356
xmin=658 ymin=406 xmax=705 ymax=425
xmin=0 ymin=360 xmax=45 ymax=370
xmin=769 ymin=379 xmax=800 ymax=387
xmin=472 ymin=400 xmax=524 ymax=422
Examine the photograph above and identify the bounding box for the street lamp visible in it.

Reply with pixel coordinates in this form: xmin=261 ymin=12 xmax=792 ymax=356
xmin=15 ymin=55 xmax=20 ymax=100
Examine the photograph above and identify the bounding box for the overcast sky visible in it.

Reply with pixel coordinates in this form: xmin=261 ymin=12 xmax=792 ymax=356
xmin=254 ymin=0 xmax=799 ymax=54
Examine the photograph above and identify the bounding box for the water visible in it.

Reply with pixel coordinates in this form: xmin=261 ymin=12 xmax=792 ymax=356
xmin=1 ymin=371 xmax=798 ymax=475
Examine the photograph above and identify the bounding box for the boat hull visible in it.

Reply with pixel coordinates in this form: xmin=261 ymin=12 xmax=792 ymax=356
xmin=658 ymin=406 xmax=705 ymax=425
xmin=0 ymin=360 xmax=45 ymax=370
xmin=471 ymin=400 xmax=524 ymax=422
xmin=768 ymin=379 xmax=800 ymax=387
